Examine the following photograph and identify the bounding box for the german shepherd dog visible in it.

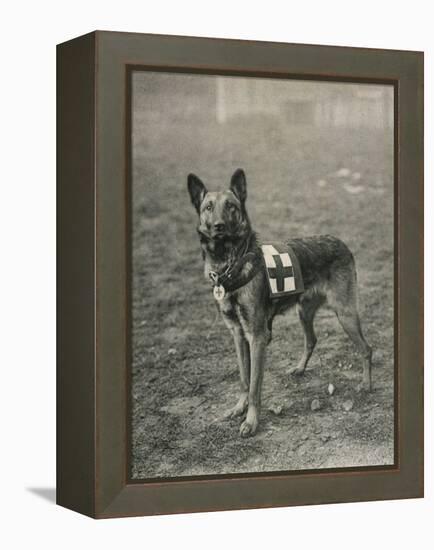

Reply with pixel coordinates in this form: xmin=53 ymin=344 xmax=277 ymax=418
xmin=188 ymin=169 xmax=372 ymax=437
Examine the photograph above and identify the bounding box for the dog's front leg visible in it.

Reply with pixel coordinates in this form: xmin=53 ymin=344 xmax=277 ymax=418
xmin=226 ymin=326 xmax=250 ymax=418
xmin=240 ymin=333 xmax=267 ymax=437
xmin=221 ymin=308 xmax=250 ymax=418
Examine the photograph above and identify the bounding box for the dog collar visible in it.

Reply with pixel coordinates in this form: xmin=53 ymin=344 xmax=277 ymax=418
xmin=209 ymin=250 xmax=263 ymax=300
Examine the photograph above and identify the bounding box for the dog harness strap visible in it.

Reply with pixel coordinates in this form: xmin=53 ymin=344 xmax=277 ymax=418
xmin=209 ymin=251 xmax=263 ymax=294
xmin=221 ymin=253 xmax=263 ymax=292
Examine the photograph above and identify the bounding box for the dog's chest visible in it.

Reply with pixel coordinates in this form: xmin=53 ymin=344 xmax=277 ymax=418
xmin=218 ymin=291 xmax=251 ymax=332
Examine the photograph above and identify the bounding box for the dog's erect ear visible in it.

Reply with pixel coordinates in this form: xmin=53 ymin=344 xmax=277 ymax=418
xmin=187 ymin=173 xmax=207 ymax=214
xmin=230 ymin=169 xmax=247 ymax=204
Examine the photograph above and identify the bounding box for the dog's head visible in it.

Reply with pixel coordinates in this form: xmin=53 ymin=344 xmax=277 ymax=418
xmin=187 ymin=169 xmax=250 ymax=243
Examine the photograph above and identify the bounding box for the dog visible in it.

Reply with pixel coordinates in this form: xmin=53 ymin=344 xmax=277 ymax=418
xmin=188 ymin=168 xmax=372 ymax=437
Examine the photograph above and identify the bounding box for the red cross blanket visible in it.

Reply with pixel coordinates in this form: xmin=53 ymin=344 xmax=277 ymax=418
xmin=261 ymin=243 xmax=304 ymax=298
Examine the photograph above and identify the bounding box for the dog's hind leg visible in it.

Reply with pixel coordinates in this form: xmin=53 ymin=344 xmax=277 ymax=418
xmin=335 ymin=306 xmax=372 ymax=391
xmin=289 ymin=293 xmax=323 ymax=376
xmin=328 ymin=268 xmax=372 ymax=391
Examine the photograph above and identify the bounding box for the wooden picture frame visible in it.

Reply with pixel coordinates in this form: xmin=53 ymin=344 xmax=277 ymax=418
xmin=57 ymin=30 xmax=423 ymax=518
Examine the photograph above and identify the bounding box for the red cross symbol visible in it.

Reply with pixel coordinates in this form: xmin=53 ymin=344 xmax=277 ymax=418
xmin=267 ymin=255 xmax=294 ymax=292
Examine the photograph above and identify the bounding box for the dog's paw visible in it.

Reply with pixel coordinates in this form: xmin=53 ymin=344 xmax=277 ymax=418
xmin=288 ymin=366 xmax=305 ymax=376
xmin=239 ymin=411 xmax=259 ymax=437
xmin=224 ymin=394 xmax=248 ymax=419
xmin=356 ymin=380 xmax=372 ymax=393
xmin=224 ymin=406 xmax=245 ymax=420
xmin=225 ymin=406 xmax=247 ymax=419
xmin=239 ymin=420 xmax=257 ymax=437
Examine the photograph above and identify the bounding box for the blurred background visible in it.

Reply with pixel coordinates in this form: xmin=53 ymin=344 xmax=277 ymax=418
xmin=134 ymin=72 xmax=393 ymax=128
xmin=131 ymin=72 xmax=394 ymax=479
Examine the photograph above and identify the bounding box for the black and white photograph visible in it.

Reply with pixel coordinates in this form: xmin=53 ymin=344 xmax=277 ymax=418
xmin=130 ymin=71 xmax=395 ymax=479
xmin=5 ymin=0 xmax=429 ymax=538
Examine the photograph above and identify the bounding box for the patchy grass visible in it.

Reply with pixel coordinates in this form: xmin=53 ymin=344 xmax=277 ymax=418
xmin=131 ymin=115 xmax=394 ymax=479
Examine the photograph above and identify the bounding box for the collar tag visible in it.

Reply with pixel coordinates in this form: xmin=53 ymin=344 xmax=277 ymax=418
xmin=209 ymin=271 xmax=226 ymax=301
xmin=213 ymin=285 xmax=226 ymax=301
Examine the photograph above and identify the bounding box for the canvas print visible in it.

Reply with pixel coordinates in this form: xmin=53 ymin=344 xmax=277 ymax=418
xmin=130 ymin=71 xmax=395 ymax=479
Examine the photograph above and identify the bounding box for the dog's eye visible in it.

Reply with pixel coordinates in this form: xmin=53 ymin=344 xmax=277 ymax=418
xmin=206 ymin=203 xmax=213 ymax=211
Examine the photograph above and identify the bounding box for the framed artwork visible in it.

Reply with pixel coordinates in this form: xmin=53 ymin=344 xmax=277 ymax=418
xmin=57 ymin=31 xmax=423 ymax=518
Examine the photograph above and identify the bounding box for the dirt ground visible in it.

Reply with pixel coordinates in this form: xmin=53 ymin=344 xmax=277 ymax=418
xmin=130 ymin=94 xmax=394 ymax=479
